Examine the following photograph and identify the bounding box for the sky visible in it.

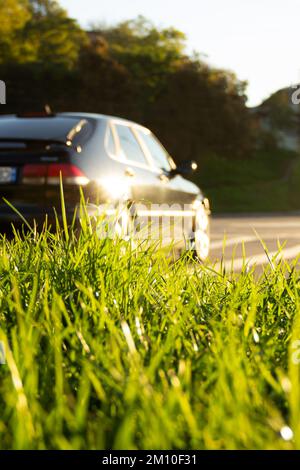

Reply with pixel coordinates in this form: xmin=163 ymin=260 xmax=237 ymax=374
xmin=60 ymin=0 xmax=299 ymax=107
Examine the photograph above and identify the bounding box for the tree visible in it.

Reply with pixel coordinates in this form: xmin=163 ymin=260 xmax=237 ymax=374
xmin=0 ymin=0 xmax=86 ymax=68
xmin=89 ymin=17 xmax=253 ymax=159
xmin=91 ymin=16 xmax=187 ymax=113
xmin=0 ymin=0 xmax=30 ymax=35
xmin=96 ymin=16 xmax=186 ymax=64
xmin=0 ymin=0 xmax=31 ymax=62
xmin=29 ymin=0 xmax=65 ymax=16
xmin=146 ymin=60 xmax=252 ymax=161
xmin=76 ymin=39 xmax=136 ymax=116
xmin=25 ymin=0 xmax=87 ymax=68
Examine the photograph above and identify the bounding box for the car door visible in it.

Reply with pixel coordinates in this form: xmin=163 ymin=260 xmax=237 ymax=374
xmin=110 ymin=121 xmax=160 ymax=203
xmin=134 ymin=128 xmax=199 ymax=242
xmin=109 ymin=120 xmax=164 ymax=237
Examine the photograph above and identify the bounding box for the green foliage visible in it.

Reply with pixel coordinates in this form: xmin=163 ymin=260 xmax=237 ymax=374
xmin=147 ymin=61 xmax=252 ymax=160
xmin=0 ymin=0 xmax=30 ymax=35
xmin=97 ymin=15 xmax=186 ymax=92
xmin=25 ymin=0 xmax=87 ymax=68
xmin=197 ymin=148 xmax=294 ymax=189
xmin=0 ymin=0 xmax=31 ymax=62
xmin=96 ymin=16 xmax=186 ymax=66
xmin=0 ymin=0 xmax=86 ymax=67
xmin=262 ymin=88 xmax=299 ymax=130
xmin=29 ymin=0 xmax=66 ymax=16
xmin=0 ymin=210 xmax=300 ymax=448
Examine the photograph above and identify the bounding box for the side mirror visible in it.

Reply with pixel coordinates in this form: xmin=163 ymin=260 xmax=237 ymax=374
xmin=170 ymin=160 xmax=198 ymax=177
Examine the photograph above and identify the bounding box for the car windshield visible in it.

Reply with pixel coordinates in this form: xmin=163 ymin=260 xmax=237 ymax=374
xmin=136 ymin=129 xmax=171 ymax=171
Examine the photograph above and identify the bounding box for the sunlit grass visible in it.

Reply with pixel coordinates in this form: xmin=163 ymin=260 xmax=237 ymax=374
xmin=0 ymin=204 xmax=300 ymax=449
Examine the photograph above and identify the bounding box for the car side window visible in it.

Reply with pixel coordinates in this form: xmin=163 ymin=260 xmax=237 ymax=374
xmin=137 ymin=130 xmax=171 ymax=172
xmin=114 ymin=123 xmax=147 ymax=165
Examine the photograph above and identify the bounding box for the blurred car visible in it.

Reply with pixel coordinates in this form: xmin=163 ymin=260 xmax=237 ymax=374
xmin=0 ymin=111 xmax=210 ymax=259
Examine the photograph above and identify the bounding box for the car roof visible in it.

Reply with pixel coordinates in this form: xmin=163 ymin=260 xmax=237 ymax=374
xmin=59 ymin=112 xmax=151 ymax=133
xmin=0 ymin=111 xmax=151 ymax=132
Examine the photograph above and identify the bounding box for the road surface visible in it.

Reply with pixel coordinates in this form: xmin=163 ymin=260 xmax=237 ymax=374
xmin=209 ymin=214 xmax=300 ymax=271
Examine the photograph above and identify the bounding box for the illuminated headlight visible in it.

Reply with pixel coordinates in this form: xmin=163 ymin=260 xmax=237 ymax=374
xmin=203 ymin=197 xmax=210 ymax=213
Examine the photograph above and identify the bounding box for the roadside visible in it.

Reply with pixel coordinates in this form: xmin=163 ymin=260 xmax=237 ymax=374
xmin=209 ymin=214 xmax=300 ymax=270
xmin=194 ymin=148 xmax=300 ymax=213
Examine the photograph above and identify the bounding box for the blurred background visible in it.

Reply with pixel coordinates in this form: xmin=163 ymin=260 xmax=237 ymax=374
xmin=1 ymin=0 xmax=300 ymax=213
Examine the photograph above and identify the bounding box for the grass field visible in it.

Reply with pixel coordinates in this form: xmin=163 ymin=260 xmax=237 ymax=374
xmin=196 ymin=149 xmax=300 ymax=213
xmin=1 ymin=209 xmax=300 ymax=449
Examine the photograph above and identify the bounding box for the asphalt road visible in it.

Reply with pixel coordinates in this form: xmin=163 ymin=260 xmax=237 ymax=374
xmin=209 ymin=214 xmax=300 ymax=271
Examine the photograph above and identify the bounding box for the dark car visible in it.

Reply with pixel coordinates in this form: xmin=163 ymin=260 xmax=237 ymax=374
xmin=0 ymin=111 xmax=210 ymax=259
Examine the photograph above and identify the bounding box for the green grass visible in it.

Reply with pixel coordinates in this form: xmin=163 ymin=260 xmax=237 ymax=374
xmin=195 ymin=149 xmax=300 ymax=213
xmin=1 ymin=211 xmax=300 ymax=449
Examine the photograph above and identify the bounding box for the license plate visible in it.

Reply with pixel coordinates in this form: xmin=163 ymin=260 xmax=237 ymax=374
xmin=0 ymin=167 xmax=17 ymax=184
